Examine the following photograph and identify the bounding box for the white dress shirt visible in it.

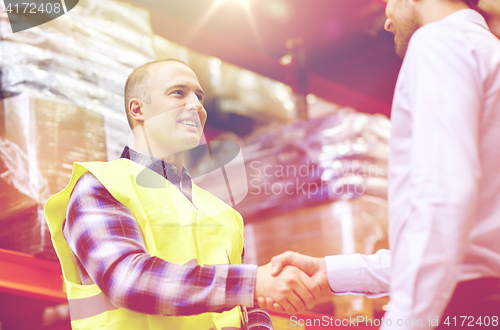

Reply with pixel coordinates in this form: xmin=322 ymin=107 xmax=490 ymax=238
xmin=325 ymin=9 xmax=500 ymax=329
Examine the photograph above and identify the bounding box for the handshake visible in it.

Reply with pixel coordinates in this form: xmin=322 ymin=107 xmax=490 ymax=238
xmin=254 ymin=251 xmax=331 ymax=315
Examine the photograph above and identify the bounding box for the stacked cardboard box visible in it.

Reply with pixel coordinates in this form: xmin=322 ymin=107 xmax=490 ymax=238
xmin=244 ymin=196 xmax=389 ymax=319
xmin=0 ymin=95 xmax=127 ymax=257
xmin=243 ymin=196 xmax=388 ymax=264
xmin=0 ymin=136 xmax=48 ymax=254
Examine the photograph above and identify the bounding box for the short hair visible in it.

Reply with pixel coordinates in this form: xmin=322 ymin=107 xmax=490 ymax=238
xmin=124 ymin=58 xmax=188 ymax=129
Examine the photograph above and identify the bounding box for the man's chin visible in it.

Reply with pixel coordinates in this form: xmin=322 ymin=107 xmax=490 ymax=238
xmin=395 ymin=43 xmax=408 ymax=59
xmin=179 ymin=136 xmax=203 ymax=151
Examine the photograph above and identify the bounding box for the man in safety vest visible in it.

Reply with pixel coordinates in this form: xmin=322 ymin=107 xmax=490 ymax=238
xmin=44 ymin=59 xmax=326 ymax=330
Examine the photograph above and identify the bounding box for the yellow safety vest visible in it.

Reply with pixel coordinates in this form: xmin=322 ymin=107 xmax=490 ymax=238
xmin=44 ymin=158 xmax=246 ymax=330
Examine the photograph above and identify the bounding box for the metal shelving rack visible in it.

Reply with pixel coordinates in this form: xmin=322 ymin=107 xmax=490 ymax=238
xmin=0 ymin=248 xmax=68 ymax=330
xmin=0 ymin=248 xmax=65 ymax=303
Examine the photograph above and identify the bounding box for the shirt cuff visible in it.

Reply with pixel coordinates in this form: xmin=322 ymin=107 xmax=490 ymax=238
xmin=225 ymin=264 xmax=258 ymax=308
xmin=325 ymin=254 xmax=365 ymax=293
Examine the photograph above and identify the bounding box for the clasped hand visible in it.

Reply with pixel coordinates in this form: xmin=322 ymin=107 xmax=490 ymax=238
xmin=255 ymin=251 xmax=330 ymax=314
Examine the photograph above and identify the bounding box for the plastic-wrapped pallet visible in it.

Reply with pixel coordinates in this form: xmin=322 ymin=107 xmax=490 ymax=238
xmin=0 ymin=95 xmax=123 ymax=258
xmin=0 ymin=136 xmax=50 ymax=255
xmin=0 ymin=0 xmax=156 ymax=257
xmin=2 ymin=95 xmax=108 ymax=193
xmin=211 ymin=108 xmax=389 ymax=220
xmin=210 ymin=60 xmax=297 ymax=122
xmin=0 ymin=0 xmax=155 ymax=115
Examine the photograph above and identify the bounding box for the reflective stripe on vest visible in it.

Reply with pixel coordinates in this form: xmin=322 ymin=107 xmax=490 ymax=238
xmin=68 ymin=293 xmax=118 ymax=321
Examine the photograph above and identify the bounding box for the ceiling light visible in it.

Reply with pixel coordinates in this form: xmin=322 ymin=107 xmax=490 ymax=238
xmin=264 ymin=0 xmax=293 ymax=22
xmin=306 ymin=94 xmax=317 ymax=105
xmin=284 ymin=100 xmax=295 ymax=111
xmin=279 ymin=54 xmax=292 ymax=66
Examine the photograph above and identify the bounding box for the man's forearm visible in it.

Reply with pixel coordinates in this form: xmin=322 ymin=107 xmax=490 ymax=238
xmin=97 ymin=255 xmax=257 ymax=315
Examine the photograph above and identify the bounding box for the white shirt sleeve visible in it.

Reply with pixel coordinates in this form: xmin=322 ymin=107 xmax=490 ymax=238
xmin=325 ymin=249 xmax=391 ymax=297
xmin=382 ymin=23 xmax=481 ymax=329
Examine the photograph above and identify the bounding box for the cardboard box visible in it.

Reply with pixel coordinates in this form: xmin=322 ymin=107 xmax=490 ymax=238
xmin=244 ymin=196 xmax=389 ymax=319
xmin=0 ymin=95 xmax=130 ymax=257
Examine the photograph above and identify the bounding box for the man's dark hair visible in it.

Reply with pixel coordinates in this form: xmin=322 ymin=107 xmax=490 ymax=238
xmin=124 ymin=58 xmax=188 ymax=129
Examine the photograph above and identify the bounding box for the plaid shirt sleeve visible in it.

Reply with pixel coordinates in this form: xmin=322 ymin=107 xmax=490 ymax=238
xmin=64 ymin=172 xmax=272 ymax=328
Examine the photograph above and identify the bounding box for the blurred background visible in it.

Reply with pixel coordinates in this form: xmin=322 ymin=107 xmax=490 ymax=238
xmin=0 ymin=0 xmax=498 ymax=329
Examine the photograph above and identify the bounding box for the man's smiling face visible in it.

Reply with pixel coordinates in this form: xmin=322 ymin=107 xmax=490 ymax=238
xmin=141 ymin=61 xmax=207 ymax=156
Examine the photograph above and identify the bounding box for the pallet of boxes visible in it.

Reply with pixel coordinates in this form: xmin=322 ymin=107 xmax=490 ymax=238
xmin=0 ymin=0 xmax=154 ymax=260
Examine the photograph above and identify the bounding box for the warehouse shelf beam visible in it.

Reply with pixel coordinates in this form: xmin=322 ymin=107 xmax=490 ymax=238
xmin=0 ymin=248 xmax=66 ymax=303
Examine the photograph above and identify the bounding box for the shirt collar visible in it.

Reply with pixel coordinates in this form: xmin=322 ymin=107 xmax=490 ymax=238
xmin=120 ymin=146 xmax=192 ymax=183
xmin=441 ymin=9 xmax=489 ymax=30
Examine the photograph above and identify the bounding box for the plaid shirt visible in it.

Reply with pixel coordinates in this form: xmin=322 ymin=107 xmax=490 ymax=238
xmin=63 ymin=147 xmax=272 ymax=329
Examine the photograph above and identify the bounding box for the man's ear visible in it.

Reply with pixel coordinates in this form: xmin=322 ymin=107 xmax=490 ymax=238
xmin=129 ymin=98 xmax=145 ymax=124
